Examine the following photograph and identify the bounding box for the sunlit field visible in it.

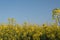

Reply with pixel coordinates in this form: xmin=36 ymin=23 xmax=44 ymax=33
xmin=0 ymin=18 xmax=60 ymax=40
xmin=0 ymin=0 xmax=60 ymax=40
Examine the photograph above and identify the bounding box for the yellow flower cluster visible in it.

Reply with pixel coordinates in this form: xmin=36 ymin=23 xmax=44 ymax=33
xmin=0 ymin=23 xmax=60 ymax=40
xmin=54 ymin=10 xmax=60 ymax=13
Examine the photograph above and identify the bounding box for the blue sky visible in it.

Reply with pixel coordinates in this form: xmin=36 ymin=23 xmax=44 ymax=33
xmin=0 ymin=0 xmax=60 ymax=24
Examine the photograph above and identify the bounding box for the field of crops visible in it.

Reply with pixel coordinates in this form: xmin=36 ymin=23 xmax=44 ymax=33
xmin=0 ymin=21 xmax=60 ymax=40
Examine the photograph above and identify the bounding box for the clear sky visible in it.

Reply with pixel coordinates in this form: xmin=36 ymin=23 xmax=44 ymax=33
xmin=0 ymin=0 xmax=60 ymax=24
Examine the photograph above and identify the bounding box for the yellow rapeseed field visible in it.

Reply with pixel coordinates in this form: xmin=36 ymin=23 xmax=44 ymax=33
xmin=0 ymin=21 xmax=60 ymax=40
xmin=0 ymin=18 xmax=60 ymax=40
